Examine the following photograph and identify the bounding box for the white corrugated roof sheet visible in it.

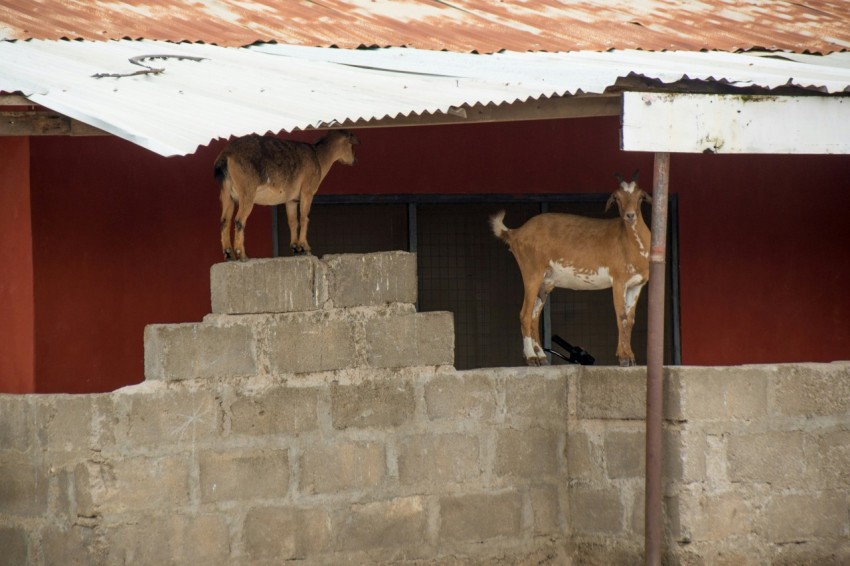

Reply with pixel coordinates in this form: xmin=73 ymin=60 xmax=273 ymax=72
xmin=1 ymin=40 xmax=849 ymax=156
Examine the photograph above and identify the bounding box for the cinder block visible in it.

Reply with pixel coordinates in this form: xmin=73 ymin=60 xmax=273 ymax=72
xmin=570 ymin=488 xmax=623 ymax=535
xmin=397 ymin=433 xmax=481 ymax=486
xmin=210 ymin=256 xmax=327 ymax=314
xmin=244 ymin=506 xmax=329 ymax=560
xmin=324 ymin=251 xmax=417 ymax=308
xmin=105 ymin=520 xmax=171 ymax=565
xmin=577 ymin=367 xmax=646 ymax=420
xmin=680 ymin=491 xmax=752 ymax=542
xmin=674 ymin=367 xmax=768 ymax=420
xmin=199 ymin=449 xmax=289 ymax=503
xmin=815 ymin=428 xmax=850 ymax=488
xmin=77 ymin=456 xmax=190 ymax=513
xmin=300 ymin=441 xmax=385 ymax=495
xmin=144 ymin=322 xmax=256 ymax=381
xmin=115 ymin=389 xmax=219 ymax=447
xmin=264 ymin=315 xmax=355 ymax=374
xmin=439 ymin=491 xmax=523 ymax=542
xmin=505 ymin=373 xmax=567 ymax=424
xmin=42 ymin=525 xmax=104 ymax=566
xmin=330 ymin=380 xmax=414 ymax=430
xmin=424 ymin=372 xmax=498 ymax=422
xmin=771 ymin=363 xmax=850 ymax=417
xmin=727 ymin=431 xmax=805 ymax=486
xmin=334 ymin=496 xmax=427 ymax=552
xmin=604 ymin=430 xmax=645 ymax=479
xmin=770 ymin=541 xmax=850 ymax=566
xmin=0 ymin=451 xmax=48 ymax=517
xmin=230 ymin=386 xmax=319 ymax=436
xmin=0 ymin=396 xmax=35 ymax=451
xmin=766 ymin=492 xmax=846 ymax=542
xmin=106 ymin=514 xmax=230 ymax=565
xmin=495 ymin=428 xmax=560 ymax=479
xmin=566 ymin=431 xmax=600 ymax=480
xmin=364 ymin=312 xmax=454 ymax=368
xmin=0 ymin=527 xmax=28 ymax=566
xmin=38 ymin=395 xmax=108 ymax=453
xmin=530 ymin=485 xmax=562 ymax=536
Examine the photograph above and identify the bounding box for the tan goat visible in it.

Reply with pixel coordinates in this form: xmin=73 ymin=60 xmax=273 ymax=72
xmin=490 ymin=172 xmax=652 ymax=366
xmin=213 ymin=130 xmax=360 ymax=260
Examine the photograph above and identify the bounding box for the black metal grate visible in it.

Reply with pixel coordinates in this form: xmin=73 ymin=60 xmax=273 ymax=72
xmin=278 ymin=203 xmax=408 ymax=255
xmin=416 ymin=203 xmax=539 ymax=369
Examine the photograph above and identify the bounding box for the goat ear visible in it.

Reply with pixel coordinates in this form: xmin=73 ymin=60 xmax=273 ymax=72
xmin=605 ymin=194 xmax=617 ymax=212
xmin=631 ymin=169 xmax=640 ymax=181
xmin=642 ymin=191 xmax=653 ymax=205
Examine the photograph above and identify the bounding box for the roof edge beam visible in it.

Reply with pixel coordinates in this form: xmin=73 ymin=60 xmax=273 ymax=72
xmin=621 ymin=92 xmax=850 ymax=154
xmin=0 ymin=111 xmax=107 ymax=137
xmin=335 ymin=95 xmax=620 ymax=129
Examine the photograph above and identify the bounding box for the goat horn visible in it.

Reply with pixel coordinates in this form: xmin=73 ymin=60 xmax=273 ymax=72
xmin=631 ymin=169 xmax=640 ymax=181
xmin=614 ymin=172 xmax=624 ymax=183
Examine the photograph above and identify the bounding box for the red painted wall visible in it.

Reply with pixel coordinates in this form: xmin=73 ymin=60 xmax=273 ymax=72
xmin=28 ymin=136 xmax=272 ymax=393
xmin=16 ymin=117 xmax=850 ymax=393
xmin=0 ymin=137 xmax=35 ymax=393
xmin=674 ymin=152 xmax=850 ymax=364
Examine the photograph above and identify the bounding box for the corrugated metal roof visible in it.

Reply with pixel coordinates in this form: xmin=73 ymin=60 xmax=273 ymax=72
xmin=1 ymin=40 xmax=848 ymax=156
xmin=1 ymin=0 xmax=849 ymax=54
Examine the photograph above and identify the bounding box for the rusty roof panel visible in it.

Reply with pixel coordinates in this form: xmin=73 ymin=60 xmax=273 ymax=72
xmin=1 ymin=0 xmax=848 ymax=54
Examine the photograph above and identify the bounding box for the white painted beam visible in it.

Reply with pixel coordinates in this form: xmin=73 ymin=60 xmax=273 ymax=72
xmin=621 ymin=92 xmax=850 ymax=154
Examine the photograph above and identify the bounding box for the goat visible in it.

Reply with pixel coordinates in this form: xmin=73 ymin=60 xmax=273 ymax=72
xmin=213 ymin=130 xmax=359 ymax=260
xmin=490 ymin=171 xmax=652 ymax=367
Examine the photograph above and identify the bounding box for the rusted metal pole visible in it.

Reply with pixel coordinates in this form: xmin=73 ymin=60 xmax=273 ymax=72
xmin=645 ymin=151 xmax=670 ymax=566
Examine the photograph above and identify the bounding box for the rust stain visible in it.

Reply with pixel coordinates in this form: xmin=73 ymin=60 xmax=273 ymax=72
xmin=0 ymin=0 xmax=848 ymax=54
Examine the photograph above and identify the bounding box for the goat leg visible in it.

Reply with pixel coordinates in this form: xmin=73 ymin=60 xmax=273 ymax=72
xmin=295 ymin=193 xmax=314 ymax=256
xmin=219 ymin=189 xmax=236 ymax=261
xmin=613 ymin=282 xmax=638 ymax=366
xmin=232 ymin=200 xmax=254 ymax=261
xmin=520 ymin=275 xmax=548 ymax=365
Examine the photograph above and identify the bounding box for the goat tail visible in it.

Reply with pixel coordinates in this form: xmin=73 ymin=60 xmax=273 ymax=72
xmin=213 ymin=155 xmax=228 ymax=186
xmin=489 ymin=210 xmax=511 ymax=241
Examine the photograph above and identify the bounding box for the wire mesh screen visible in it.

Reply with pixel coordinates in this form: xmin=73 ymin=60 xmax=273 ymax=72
xmin=277 ymin=203 xmax=408 ymax=255
xmin=416 ymin=203 xmax=540 ymax=369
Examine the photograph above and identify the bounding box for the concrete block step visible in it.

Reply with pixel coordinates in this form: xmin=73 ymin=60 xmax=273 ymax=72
xmin=144 ymin=308 xmax=454 ymax=382
xmin=210 ymin=251 xmax=417 ymax=314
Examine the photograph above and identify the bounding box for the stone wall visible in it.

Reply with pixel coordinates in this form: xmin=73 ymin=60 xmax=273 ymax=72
xmin=1 ymin=252 xmax=848 ymax=565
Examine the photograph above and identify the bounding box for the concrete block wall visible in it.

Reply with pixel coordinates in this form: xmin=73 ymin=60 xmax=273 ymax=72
xmin=1 ymin=252 xmax=848 ymax=565
xmin=569 ymin=363 xmax=850 ymax=565
xmin=0 ymin=368 xmax=572 ymax=565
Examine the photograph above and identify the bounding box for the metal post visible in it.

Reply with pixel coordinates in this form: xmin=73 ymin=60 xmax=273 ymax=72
xmin=645 ymin=152 xmax=670 ymax=566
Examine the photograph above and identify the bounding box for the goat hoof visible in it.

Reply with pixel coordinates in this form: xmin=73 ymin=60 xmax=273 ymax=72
xmin=223 ymin=248 xmax=235 ymax=261
xmin=619 ymin=359 xmax=635 ymax=367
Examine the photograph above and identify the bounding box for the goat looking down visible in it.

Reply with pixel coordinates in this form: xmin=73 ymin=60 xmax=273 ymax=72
xmin=490 ymin=171 xmax=652 ymax=367
xmin=213 ymin=130 xmax=360 ymax=260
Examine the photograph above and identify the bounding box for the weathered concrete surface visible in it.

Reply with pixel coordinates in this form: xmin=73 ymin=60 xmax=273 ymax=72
xmin=2 ymin=363 xmax=849 ymax=565
xmin=4 ymin=254 xmax=849 ymax=565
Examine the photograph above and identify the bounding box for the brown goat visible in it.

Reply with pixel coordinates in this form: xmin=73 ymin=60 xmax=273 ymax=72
xmin=213 ymin=130 xmax=359 ymax=260
xmin=490 ymin=172 xmax=652 ymax=366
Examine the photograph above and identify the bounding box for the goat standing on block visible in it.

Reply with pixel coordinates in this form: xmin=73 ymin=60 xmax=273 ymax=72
xmin=490 ymin=171 xmax=652 ymax=367
xmin=213 ymin=130 xmax=359 ymax=260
